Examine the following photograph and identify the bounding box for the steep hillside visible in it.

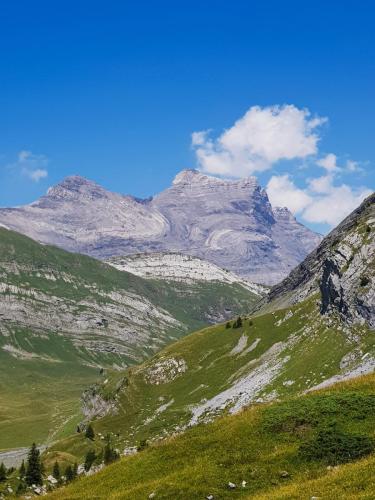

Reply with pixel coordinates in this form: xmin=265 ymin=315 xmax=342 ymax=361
xmin=266 ymin=192 xmax=375 ymax=326
xmin=45 ymin=374 xmax=375 ymax=499
xmin=45 ymin=193 xmax=374 ymax=463
xmin=0 ymin=171 xmax=321 ymax=284
xmin=0 ymin=228 xmax=260 ymax=450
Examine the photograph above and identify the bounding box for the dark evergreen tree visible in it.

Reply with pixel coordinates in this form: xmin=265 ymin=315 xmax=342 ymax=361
xmin=25 ymin=443 xmax=43 ymax=486
xmin=19 ymin=460 xmax=26 ymax=478
xmin=225 ymin=321 xmax=231 ymax=329
xmin=0 ymin=462 xmax=6 ymax=482
xmin=72 ymin=462 xmax=78 ymax=479
xmin=17 ymin=481 xmax=26 ymax=494
xmin=104 ymin=442 xmax=119 ymax=464
xmin=52 ymin=461 xmax=60 ymax=480
xmin=84 ymin=450 xmax=96 ymax=471
xmin=85 ymin=423 xmax=95 ymax=440
xmin=65 ymin=465 xmax=74 ymax=482
xmin=137 ymin=439 xmax=148 ymax=452
xmin=232 ymin=316 xmax=243 ymax=329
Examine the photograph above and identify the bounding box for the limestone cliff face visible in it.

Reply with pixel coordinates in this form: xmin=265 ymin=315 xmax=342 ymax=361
xmin=268 ymin=193 xmax=375 ymax=328
xmin=0 ymin=170 xmax=321 ymax=285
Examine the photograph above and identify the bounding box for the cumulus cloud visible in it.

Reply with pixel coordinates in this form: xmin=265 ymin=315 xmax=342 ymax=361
xmin=316 ymin=153 xmax=340 ymax=172
xmin=9 ymin=150 xmax=49 ymax=182
xmin=266 ymin=175 xmax=312 ymax=214
xmin=267 ymin=173 xmax=372 ymax=227
xmin=192 ymin=104 xmax=327 ymax=177
xmin=191 ymin=104 xmax=372 ymax=228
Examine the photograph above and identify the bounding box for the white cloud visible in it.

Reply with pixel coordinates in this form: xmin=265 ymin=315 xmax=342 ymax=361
xmin=346 ymin=159 xmax=362 ymax=172
xmin=308 ymin=174 xmax=334 ymax=194
xmin=316 ymin=153 xmax=340 ymax=172
xmin=192 ymin=104 xmax=327 ymax=177
xmin=25 ymin=168 xmax=48 ymax=182
xmin=8 ymin=150 xmax=49 ymax=182
xmin=267 ymin=175 xmax=312 ymax=214
xmin=267 ymin=173 xmax=372 ymax=227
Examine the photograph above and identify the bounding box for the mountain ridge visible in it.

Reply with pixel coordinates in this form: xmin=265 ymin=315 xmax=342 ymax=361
xmin=0 ymin=170 xmax=321 ymax=284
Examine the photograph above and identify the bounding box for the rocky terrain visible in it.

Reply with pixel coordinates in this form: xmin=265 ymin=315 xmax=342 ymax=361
xmin=0 ymin=170 xmax=321 ymax=284
xmin=46 ymin=193 xmax=374 ymax=460
xmin=267 ymin=192 xmax=375 ymax=327
xmin=107 ymin=252 xmax=267 ymax=295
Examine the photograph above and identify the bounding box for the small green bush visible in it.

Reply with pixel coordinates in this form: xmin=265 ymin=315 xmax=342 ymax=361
xmin=299 ymin=426 xmax=375 ymax=465
xmin=360 ymin=276 xmax=370 ymax=287
xmin=137 ymin=439 xmax=148 ymax=452
xmin=232 ymin=316 xmax=242 ymax=329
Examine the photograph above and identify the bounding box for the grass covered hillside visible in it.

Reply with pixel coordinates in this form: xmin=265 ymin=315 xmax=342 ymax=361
xmin=46 ymin=374 xmax=375 ymax=499
xmin=46 ymin=294 xmax=375 ymax=465
xmin=0 ymin=228 xmax=260 ymax=450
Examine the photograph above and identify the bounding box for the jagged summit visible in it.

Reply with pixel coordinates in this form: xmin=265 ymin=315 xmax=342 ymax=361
xmin=44 ymin=175 xmax=110 ymax=202
xmin=0 ymin=169 xmax=321 ymax=284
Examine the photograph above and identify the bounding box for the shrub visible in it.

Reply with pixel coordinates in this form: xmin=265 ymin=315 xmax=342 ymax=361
xmin=85 ymin=424 xmax=95 ymax=440
xmin=137 ymin=439 xmax=149 ymax=452
xmin=299 ymin=426 xmax=375 ymax=465
xmin=360 ymin=276 xmax=370 ymax=287
xmin=0 ymin=462 xmax=6 ymax=482
xmin=84 ymin=450 xmax=96 ymax=471
xmin=232 ymin=316 xmax=242 ymax=329
xmin=225 ymin=321 xmax=231 ymax=329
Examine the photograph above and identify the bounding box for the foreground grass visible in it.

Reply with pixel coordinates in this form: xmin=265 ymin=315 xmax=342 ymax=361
xmin=46 ymin=374 xmax=375 ymax=499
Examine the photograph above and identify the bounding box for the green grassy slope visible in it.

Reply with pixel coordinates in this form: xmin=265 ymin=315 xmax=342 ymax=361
xmin=45 ymin=374 xmax=375 ymax=500
xmin=46 ymin=293 xmax=374 ymax=464
xmin=0 ymin=228 xmax=260 ymax=450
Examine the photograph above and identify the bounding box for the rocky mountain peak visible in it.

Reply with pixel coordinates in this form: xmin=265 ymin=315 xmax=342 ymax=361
xmin=0 ymin=170 xmax=322 ymax=284
xmin=45 ymin=175 xmax=108 ymax=202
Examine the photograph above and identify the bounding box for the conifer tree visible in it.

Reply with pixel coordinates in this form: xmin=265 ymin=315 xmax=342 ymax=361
xmin=232 ymin=316 xmax=242 ymax=328
xmin=52 ymin=461 xmax=60 ymax=480
xmin=0 ymin=462 xmax=6 ymax=482
xmin=25 ymin=443 xmax=42 ymax=486
xmin=85 ymin=423 xmax=95 ymax=440
xmin=19 ymin=460 xmax=26 ymax=478
xmin=72 ymin=462 xmax=78 ymax=479
xmin=104 ymin=441 xmax=119 ymax=464
xmin=65 ymin=465 xmax=74 ymax=482
xmin=84 ymin=450 xmax=96 ymax=471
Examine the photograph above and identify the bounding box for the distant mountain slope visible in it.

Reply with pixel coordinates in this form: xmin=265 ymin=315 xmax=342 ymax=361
xmin=0 ymin=170 xmax=321 ymax=284
xmin=107 ymin=252 xmax=267 ymax=295
xmin=47 ymin=193 xmax=374 ymax=461
xmin=0 ymin=227 xmax=261 ymax=449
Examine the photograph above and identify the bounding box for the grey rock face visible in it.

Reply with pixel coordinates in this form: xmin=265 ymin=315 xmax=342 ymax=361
xmin=267 ymin=193 xmax=375 ymax=328
xmin=0 ymin=170 xmax=321 ymax=284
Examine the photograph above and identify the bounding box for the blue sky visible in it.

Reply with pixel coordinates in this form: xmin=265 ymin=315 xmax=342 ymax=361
xmin=0 ymin=0 xmax=373 ymax=233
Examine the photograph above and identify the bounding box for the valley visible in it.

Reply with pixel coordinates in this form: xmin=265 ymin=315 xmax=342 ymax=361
xmin=0 ymin=228 xmax=260 ymax=451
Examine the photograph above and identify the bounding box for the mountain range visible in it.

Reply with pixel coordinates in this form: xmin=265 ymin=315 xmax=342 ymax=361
xmin=0 ymin=170 xmax=321 ymax=284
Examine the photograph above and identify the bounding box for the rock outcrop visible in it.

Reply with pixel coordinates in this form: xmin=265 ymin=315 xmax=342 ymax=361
xmin=268 ymin=193 xmax=375 ymax=328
